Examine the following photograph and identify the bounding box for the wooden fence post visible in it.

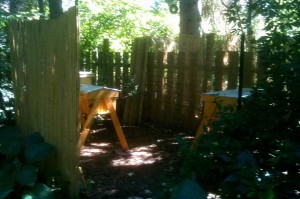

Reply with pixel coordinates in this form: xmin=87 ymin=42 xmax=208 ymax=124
xmin=156 ymin=52 xmax=165 ymax=122
xmin=91 ymin=51 xmax=97 ymax=83
xmin=203 ymin=33 xmax=215 ymax=92
xmin=144 ymin=52 xmax=156 ymax=121
xmin=165 ymin=52 xmax=177 ymax=125
xmin=227 ymin=51 xmax=239 ymax=89
xmin=176 ymin=52 xmax=185 ymax=127
xmin=115 ymin=52 xmax=121 ymax=89
xmin=122 ymin=37 xmax=150 ymax=125
xmin=243 ymin=51 xmax=255 ymax=88
xmin=190 ymin=51 xmax=205 ymax=129
xmin=214 ymin=51 xmax=226 ymax=90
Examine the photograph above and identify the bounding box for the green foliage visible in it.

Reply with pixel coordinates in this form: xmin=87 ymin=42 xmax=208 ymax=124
xmin=79 ymin=0 xmax=175 ymax=52
xmin=171 ymin=2 xmax=300 ymax=197
xmin=176 ymin=63 xmax=300 ymax=198
xmin=0 ymin=7 xmax=11 ymax=88
xmin=0 ymin=1 xmax=43 ymax=124
xmin=225 ymin=0 xmax=300 ymax=65
xmin=0 ymin=127 xmax=67 ymax=199
xmin=254 ymin=0 xmax=300 ymax=66
xmin=170 ymin=178 xmax=207 ymax=199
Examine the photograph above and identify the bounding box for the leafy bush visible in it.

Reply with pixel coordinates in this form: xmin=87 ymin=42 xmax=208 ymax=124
xmin=0 ymin=127 xmax=67 ymax=199
xmin=177 ymin=63 xmax=300 ymax=198
xmin=169 ymin=1 xmax=300 ymax=198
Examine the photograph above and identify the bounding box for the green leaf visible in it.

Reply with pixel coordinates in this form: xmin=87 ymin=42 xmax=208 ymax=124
xmin=0 ymin=126 xmax=21 ymax=137
xmin=22 ymin=183 xmax=55 ymax=199
xmin=0 ymin=134 xmax=22 ymax=157
xmin=0 ymin=177 xmax=14 ymax=199
xmin=16 ymin=164 xmax=37 ymax=186
xmin=237 ymin=151 xmax=258 ymax=168
xmin=0 ymin=161 xmax=15 ymax=197
xmin=24 ymin=143 xmax=54 ymax=163
xmin=262 ymin=187 xmax=275 ymax=199
xmin=224 ymin=174 xmax=239 ymax=182
xmin=24 ymin=132 xmax=45 ymax=148
xmin=171 ymin=179 xmax=207 ymax=199
xmin=0 ymin=127 xmax=22 ymax=156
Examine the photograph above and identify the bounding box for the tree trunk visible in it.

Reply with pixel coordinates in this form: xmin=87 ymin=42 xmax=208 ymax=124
xmin=179 ymin=0 xmax=200 ymax=35
xmin=178 ymin=0 xmax=201 ymax=52
xmin=48 ymin=0 xmax=63 ymax=19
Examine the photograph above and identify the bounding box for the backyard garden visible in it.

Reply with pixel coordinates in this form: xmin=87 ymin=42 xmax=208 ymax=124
xmin=1 ymin=0 xmax=300 ymax=198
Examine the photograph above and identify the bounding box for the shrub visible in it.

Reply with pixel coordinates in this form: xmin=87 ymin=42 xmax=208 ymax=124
xmin=177 ymin=63 xmax=300 ymax=198
xmin=0 ymin=127 xmax=68 ymax=199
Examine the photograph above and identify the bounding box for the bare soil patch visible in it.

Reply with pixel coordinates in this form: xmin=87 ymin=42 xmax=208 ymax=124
xmin=79 ymin=119 xmax=194 ymax=199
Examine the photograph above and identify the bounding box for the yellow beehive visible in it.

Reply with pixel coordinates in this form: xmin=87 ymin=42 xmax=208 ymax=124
xmin=80 ymin=84 xmax=119 ymax=116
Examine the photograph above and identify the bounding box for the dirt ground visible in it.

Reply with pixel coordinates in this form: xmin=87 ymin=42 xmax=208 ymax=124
xmin=79 ymin=117 xmax=195 ymax=199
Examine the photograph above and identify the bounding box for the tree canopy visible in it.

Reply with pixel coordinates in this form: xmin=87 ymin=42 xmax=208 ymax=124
xmin=225 ymin=0 xmax=300 ymax=65
xmin=79 ymin=0 xmax=177 ymax=52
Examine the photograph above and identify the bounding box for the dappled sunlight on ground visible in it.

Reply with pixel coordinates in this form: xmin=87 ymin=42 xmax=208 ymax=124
xmin=111 ymin=144 xmax=163 ymax=166
xmin=208 ymin=193 xmax=221 ymax=199
xmin=80 ymin=142 xmax=112 ymax=157
xmin=79 ymin=124 xmax=196 ymax=198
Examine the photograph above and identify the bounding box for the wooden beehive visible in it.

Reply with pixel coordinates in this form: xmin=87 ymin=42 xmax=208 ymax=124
xmin=79 ymin=71 xmax=95 ymax=85
xmin=80 ymin=84 xmax=119 ymax=116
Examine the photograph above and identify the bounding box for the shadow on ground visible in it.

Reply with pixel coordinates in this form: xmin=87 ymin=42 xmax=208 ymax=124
xmin=79 ymin=119 xmax=194 ymax=199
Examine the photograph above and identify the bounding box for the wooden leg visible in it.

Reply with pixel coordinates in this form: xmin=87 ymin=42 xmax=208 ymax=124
xmin=103 ymin=99 xmax=129 ymax=152
xmin=79 ymin=98 xmax=103 ymax=148
xmin=191 ymin=103 xmax=217 ymax=149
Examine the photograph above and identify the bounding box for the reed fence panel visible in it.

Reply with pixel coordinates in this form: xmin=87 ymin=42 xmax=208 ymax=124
xmin=9 ymin=7 xmax=80 ymax=197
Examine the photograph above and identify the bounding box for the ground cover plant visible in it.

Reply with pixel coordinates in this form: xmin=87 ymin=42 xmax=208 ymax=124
xmin=0 ymin=127 xmax=69 ymax=199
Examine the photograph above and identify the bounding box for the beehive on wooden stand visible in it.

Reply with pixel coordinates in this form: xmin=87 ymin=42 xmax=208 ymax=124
xmin=80 ymin=84 xmax=129 ymax=151
xmin=80 ymin=84 xmax=118 ymax=116
xmin=192 ymin=88 xmax=252 ymax=148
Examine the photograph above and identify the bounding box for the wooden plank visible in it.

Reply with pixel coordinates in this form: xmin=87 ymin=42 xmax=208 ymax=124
xmin=243 ymin=52 xmax=255 ymax=87
xmin=182 ymin=52 xmax=192 ymax=128
xmin=115 ymin=52 xmax=121 ymax=89
xmin=122 ymin=52 xmax=130 ymax=93
xmin=227 ymin=51 xmax=239 ymax=89
xmin=188 ymin=51 xmax=203 ymax=129
xmin=214 ymin=51 xmax=226 ymax=91
xmin=122 ymin=37 xmax=150 ymax=124
xmin=176 ymin=52 xmax=185 ymax=125
xmin=97 ymin=51 xmax=104 ymax=85
xmin=156 ymin=52 xmax=165 ymax=122
xmin=103 ymin=99 xmax=129 ymax=151
xmin=106 ymin=52 xmax=114 ymax=87
xmin=203 ymin=33 xmax=215 ymax=92
xmin=165 ymin=52 xmax=176 ymax=125
xmin=144 ymin=52 xmax=155 ymax=121
xmin=91 ymin=51 xmax=97 ymax=83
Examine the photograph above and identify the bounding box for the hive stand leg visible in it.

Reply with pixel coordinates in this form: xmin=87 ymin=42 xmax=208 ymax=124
xmin=79 ymin=98 xmax=103 ymax=148
xmin=191 ymin=102 xmax=217 ymax=149
xmin=102 ymin=98 xmax=129 ymax=152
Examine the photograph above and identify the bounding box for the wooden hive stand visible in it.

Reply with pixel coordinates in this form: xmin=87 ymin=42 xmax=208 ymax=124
xmin=191 ymin=88 xmax=252 ymax=149
xmin=79 ymin=84 xmax=129 ymax=151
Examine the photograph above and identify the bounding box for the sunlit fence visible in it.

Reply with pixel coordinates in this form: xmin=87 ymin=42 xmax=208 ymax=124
xmin=80 ymin=35 xmax=263 ymax=130
xmin=9 ymin=7 xmax=80 ymax=197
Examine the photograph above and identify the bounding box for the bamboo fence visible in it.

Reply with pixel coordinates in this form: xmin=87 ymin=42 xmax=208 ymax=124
xmin=9 ymin=7 xmax=80 ymax=197
xmin=81 ymin=35 xmax=261 ymax=130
